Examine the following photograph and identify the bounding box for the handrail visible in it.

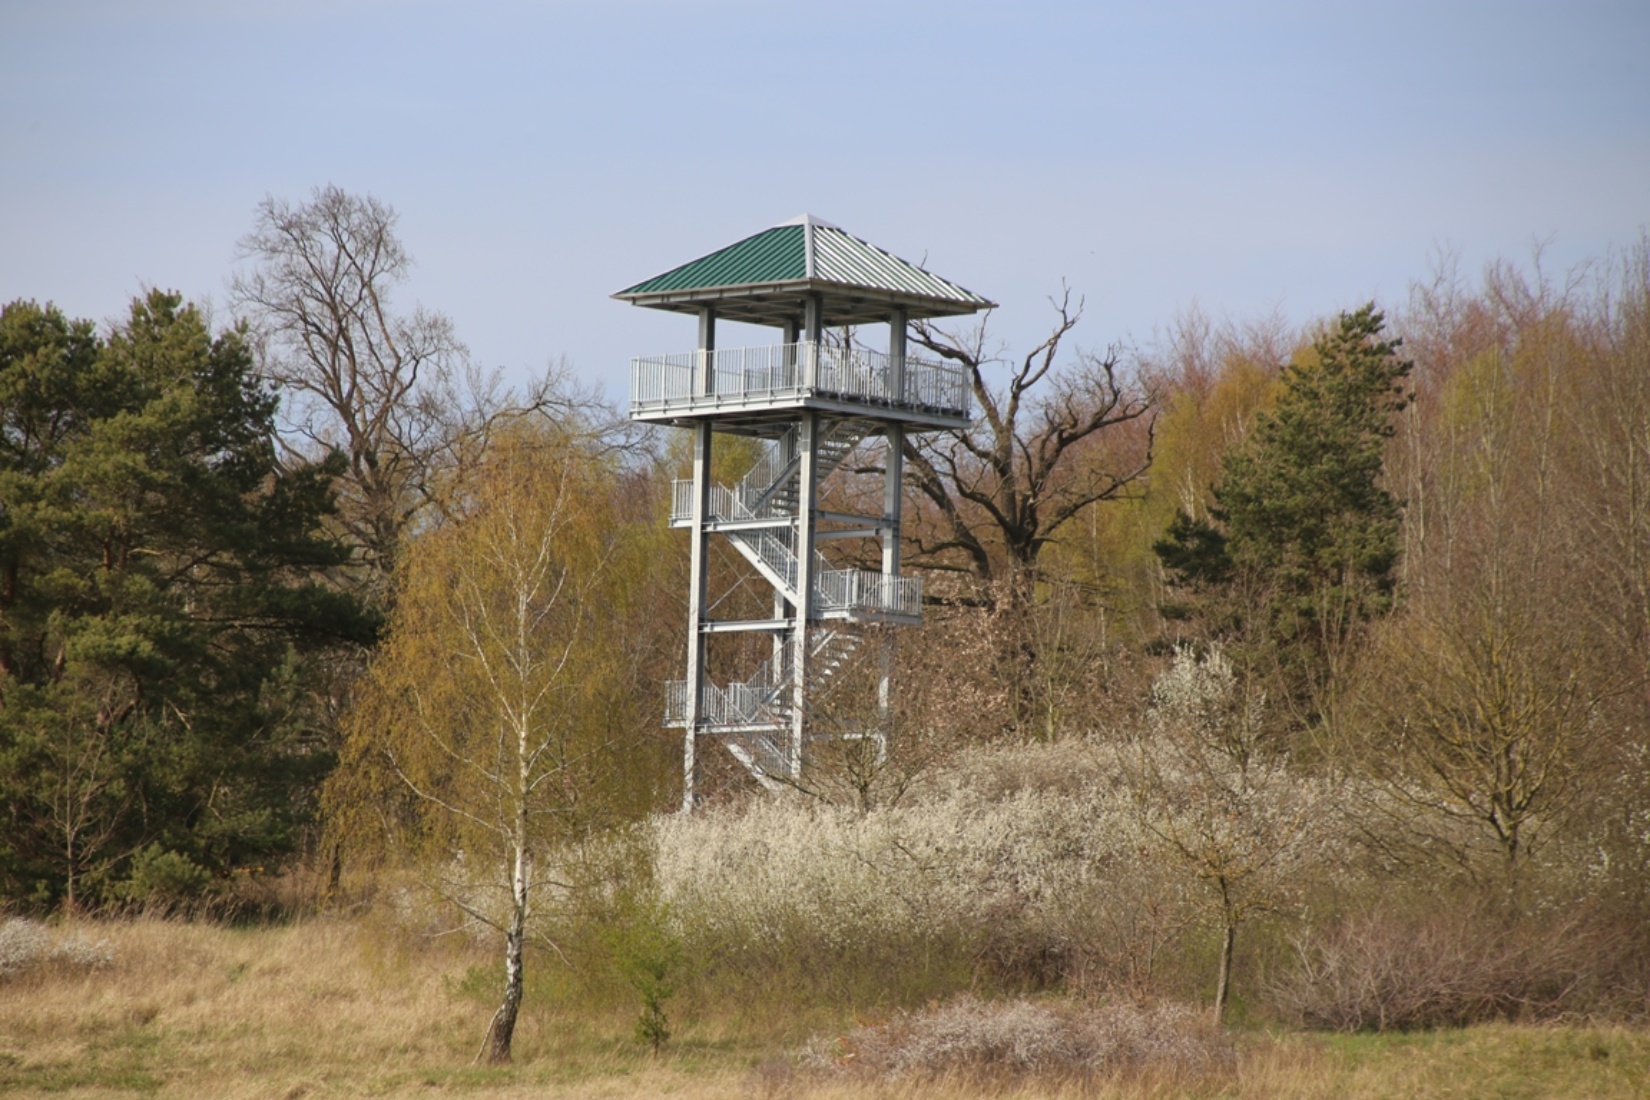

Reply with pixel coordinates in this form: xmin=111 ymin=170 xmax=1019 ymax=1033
xmin=631 ymin=342 xmax=971 ymax=418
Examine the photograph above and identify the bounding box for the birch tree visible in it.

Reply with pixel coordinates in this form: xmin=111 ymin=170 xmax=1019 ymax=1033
xmin=329 ymin=424 xmax=646 ymax=1062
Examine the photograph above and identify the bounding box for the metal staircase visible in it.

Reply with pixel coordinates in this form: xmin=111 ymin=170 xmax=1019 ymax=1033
xmin=663 ymin=417 xmax=900 ymax=786
xmin=705 ymin=629 xmax=865 ymax=788
xmin=670 ymin=420 xmax=918 ymax=620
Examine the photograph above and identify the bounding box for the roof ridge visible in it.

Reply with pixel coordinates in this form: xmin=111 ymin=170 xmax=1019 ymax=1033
xmin=775 ymin=213 xmax=841 ymax=231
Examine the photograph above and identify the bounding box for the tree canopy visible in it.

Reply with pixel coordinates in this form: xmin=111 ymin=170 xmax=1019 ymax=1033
xmin=0 ymin=292 xmax=375 ymax=911
xmin=1156 ymin=304 xmax=1412 ymax=732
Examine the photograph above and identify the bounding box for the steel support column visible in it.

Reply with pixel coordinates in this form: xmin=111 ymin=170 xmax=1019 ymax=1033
xmin=879 ymin=310 xmax=907 ymax=724
xmin=682 ymin=309 xmax=716 ymax=811
xmin=790 ymin=412 xmax=820 ymax=781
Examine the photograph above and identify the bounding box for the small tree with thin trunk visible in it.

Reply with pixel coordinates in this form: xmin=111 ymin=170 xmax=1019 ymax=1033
xmin=1125 ymin=645 xmax=1333 ymax=1021
xmin=328 ymin=423 xmax=645 ymax=1063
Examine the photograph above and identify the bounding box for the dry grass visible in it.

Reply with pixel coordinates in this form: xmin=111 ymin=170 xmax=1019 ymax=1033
xmin=1 ymin=918 xmax=1646 ymax=1099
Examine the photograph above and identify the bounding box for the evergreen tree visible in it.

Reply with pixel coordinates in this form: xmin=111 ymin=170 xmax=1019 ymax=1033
xmin=0 ymin=293 xmax=376 ymax=911
xmin=1156 ymin=304 xmax=1411 ymax=731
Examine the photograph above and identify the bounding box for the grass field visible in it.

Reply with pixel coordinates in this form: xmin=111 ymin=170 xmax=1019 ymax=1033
xmin=1 ymin=917 xmax=1646 ymax=1099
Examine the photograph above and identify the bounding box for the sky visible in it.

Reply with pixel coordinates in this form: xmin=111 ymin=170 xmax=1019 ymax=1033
xmin=2 ymin=0 xmax=1647 ymax=402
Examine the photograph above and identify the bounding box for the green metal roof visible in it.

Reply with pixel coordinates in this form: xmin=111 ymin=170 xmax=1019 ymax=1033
xmin=614 ymin=215 xmax=994 ymax=326
xmin=623 ymin=224 xmax=807 ymax=293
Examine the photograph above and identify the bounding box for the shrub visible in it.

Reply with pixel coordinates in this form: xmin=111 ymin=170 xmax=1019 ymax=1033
xmin=0 ymin=918 xmax=114 ymax=980
xmin=1269 ymin=901 xmax=1629 ymax=1030
xmin=117 ymin=846 xmax=213 ymax=911
xmin=805 ymin=994 xmax=1232 ymax=1082
xmin=0 ymin=918 xmax=51 ymax=979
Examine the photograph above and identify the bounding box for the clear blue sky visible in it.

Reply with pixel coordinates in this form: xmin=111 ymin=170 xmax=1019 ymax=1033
xmin=3 ymin=0 xmax=1646 ymax=400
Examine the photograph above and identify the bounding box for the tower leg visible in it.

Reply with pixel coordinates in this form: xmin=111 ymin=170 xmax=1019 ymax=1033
xmin=790 ymin=412 xmax=819 ymax=781
xmin=683 ymin=421 xmax=713 ymax=812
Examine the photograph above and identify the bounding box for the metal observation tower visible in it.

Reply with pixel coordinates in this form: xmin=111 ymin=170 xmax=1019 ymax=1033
xmin=616 ymin=216 xmax=992 ymax=809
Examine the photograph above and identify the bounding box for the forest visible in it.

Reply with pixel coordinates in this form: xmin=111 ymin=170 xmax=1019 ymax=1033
xmin=2 ymin=187 xmax=1647 ymax=1095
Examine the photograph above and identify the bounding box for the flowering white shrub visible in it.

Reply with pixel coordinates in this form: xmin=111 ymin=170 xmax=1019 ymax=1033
xmin=0 ymin=918 xmax=114 ymax=979
xmin=639 ymin=649 xmax=1345 ymax=1004
xmin=0 ymin=918 xmax=50 ymax=979
xmin=1147 ymin=643 xmax=1265 ymax=763
xmin=651 ymin=744 xmax=1158 ymax=955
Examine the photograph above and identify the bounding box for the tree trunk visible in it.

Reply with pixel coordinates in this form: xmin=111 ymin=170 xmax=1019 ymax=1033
xmin=486 ymin=920 xmax=524 ymax=1063
xmin=486 ymin=806 xmax=531 ymax=1065
xmin=1213 ymin=920 xmax=1236 ymax=1022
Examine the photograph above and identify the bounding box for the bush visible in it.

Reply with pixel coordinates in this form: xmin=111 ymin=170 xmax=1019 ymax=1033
xmin=1269 ymin=902 xmax=1633 ymax=1030
xmin=804 ymin=994 xmax=1232 ymax=1082
xmin=650 ymin=744 xmax=1189 ymax=1005
xmin=0 ymin=918 xmax=114 ymax=980
xmin=0 ymin=918 xmax=51 ymax=979
xmin=116 ymin=846 xmax=213 ymax=912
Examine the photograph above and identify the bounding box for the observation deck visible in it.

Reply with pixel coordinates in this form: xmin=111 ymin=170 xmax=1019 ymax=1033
xmin=630 ymin=342 xmax=971 ymax=430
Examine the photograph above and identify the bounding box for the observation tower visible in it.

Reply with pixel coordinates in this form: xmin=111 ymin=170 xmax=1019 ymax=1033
xmin=617 ymin=215 xmax=992 ymax=809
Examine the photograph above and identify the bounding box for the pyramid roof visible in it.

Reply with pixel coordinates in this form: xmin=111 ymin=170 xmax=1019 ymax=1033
xmin=614 ymin=215 xmax=993 ymax=326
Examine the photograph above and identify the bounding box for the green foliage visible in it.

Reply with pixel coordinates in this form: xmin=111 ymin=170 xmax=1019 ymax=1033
xmin=602 ymin=893 xmax=682 ymax=1053
xmin=0 ymin=293 xmax=377 ymax=912
xmin=1217 ymin=304 xmax=1411 ymax=611
xmin=1156 ymin=304 xmax=1411 ymax=729
xmin=116 ymin=846 xmax=213 ymax=910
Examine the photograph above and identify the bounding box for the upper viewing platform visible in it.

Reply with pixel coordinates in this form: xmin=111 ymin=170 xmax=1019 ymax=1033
xmin=616 ymin=215 xmax=992 ymax=430
xmin=629 ymin=341 xmax=971 ymax=429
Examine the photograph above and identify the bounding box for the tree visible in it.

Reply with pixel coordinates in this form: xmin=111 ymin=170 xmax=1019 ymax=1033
xmin=1124 ymin=645 xmax=1333 ymax=1020
xmin=232 ymin=186 xmax=580 ymax=600
xmin=0 ymin=293 xmax=374 ymax=911
xmin=1355 ymin=264 xmax=1629 ymax=880
xmin=327 ymin=424 xmax=652 ymax=1063
xmin=904 ymin=291 xmax=1156 ymax=601
xmin=1157 ymin=304 xmax=1411 ymax=735
xmin=896 ymin=293 xmax=1154 ymax=731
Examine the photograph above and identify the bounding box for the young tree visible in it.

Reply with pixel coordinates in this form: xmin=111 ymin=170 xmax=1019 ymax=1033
xmin=1124 ymin=645 xmax=1332 ymax=1020
xmin=328 ymin=424 xmax=651 ymax=1063
xmin=1357 ymin=264 xmax=1630 ymax=880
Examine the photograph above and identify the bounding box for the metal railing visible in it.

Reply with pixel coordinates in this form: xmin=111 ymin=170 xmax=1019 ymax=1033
xmin=665 ymin=638 xmax=795 ymax=728
xmin=663 ymin=628 xmax=866 ymax=730
xmin=669 ymin=482 xmax=923 ymax=616
xmin=816 ymin=569 xmax=921 ymax=618
xmin=631 ymin=343 xmax=971 ymax=418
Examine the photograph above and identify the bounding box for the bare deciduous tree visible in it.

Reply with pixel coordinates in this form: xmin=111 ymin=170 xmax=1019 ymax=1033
xmin=903 ymin=291 xmax=1156 ymax=605
xmin=232 ymin=186 xmax=586 ymax=597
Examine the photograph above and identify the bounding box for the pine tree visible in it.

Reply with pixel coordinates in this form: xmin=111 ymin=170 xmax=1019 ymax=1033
xmin=1156 ymin=304 xmax=1411 ymax=732
xmin=0 ymin=293 xmax=376 ymax=911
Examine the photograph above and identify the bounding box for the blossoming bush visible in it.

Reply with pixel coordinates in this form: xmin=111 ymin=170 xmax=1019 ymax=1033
xmin=649 ymin=740 xmax=1220 ymax=1001
xmin=0 ymin=918 xmax=114 ymax=980
xmin=646 ymin=649 xmax=1349 ymax=1012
